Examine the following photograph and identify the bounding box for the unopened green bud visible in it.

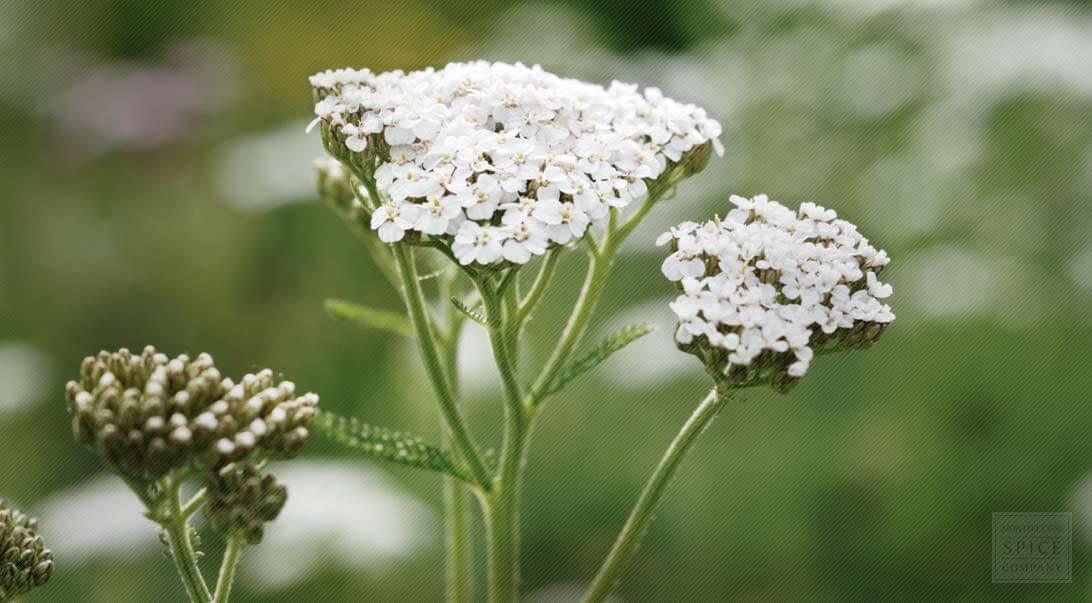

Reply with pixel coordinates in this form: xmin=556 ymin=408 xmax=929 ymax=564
xmin=0 ymin=498 xmax=53 ymax=600
xmin=205 ymin=463 xmax=287 ymax=545
xmin=314 ymin=157 xmax=355 ymax=210
xmin=66 ymin=346 xmax=319 ymax=485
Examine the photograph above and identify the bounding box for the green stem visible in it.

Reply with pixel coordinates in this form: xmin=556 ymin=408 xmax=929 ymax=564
xmin=514 ymin=247 xmax=561 ymax=328
xmin=526 ymin=247 xmax=612 ymax=406
xmin=439 ymin=287 xmax=475 ymax=603
xmin=163 ymin=483 xmax=212 ymax=603
xmin=485 ymin=488 xmax=519 ymax=603
xmin=391 ymin=243 xmax=492 ymax=490
xmin=213 ymin=536 xmax=243 ymax=603
xmin=444 ymin=477 xmax=475 ymax=603
xmin=526 ymin=189 xmax=664 ymax=407
xmin=477 ymin=279 xmax=528 ymax=602
xmin=584 ymin=388 xmax=727 ymax=602
xmin=478 ymin=280 xmax=524 ymax=418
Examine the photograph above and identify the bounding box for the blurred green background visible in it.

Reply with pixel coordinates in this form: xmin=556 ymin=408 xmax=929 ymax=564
xmin=2 ymin=0 xmax=1092 ymax=600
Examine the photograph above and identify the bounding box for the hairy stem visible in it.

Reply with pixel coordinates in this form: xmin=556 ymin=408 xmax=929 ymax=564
xmin=485 ymin=487 xmax=519 ymax=603
xmin=163 ymin=483 xmax=212 ymax=603
xmin=584 ymin=388 xmax=727 ymax=602
xmin=478 ymin=280 xmax=528 ymax=602
xmin=213 ymin=536 xmax=243 ymax=603
xmin=439 ymin=287 xmax=475 ymax=603
xmin=526 ymin=247 xmax=612 ymax=406
xmin=514 ymin=247 xmax=561 ymax=329
xmin=444 ymin=477 xmax=475 ymax=603
xmin=391 ymin=243 xmax=492 ymax=489
xmin=527 ymin=190 xmax=664 ymax=407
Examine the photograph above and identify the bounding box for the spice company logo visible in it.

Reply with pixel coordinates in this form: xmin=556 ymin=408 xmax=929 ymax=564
xmin=992 ymin=512 xmax=1071 ymax=583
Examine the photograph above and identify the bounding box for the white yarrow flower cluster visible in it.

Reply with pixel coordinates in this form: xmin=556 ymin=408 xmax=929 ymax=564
xmin=309 ymin=61 xmax=723 ymax=266
xmin=659 ymin=194 xmax=894 ymax=389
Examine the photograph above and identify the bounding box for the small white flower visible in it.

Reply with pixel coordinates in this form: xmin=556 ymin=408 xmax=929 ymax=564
xmin=452 ymin=222 xmax=504 ymax=265
xmin=371 ymin=203 xmax=421 ymax=243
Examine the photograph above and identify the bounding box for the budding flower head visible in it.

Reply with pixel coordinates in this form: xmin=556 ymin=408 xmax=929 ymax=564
xmin=308 ymin=61 xmax=724 ymax=267
xmin=0 ymin=498 xmax=53 ymax=600
xmin=205 ymin=462 xmax=287 ymax=545
xmin=658 ymin=194 xmax=894 ymax=393
xmin=64 ymin=346 xmax=319 ymax=485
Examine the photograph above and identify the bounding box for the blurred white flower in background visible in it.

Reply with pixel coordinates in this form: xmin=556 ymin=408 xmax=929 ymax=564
xmin=1067 ymin=247 xmax=1092 ymax=296
xmin=241 ymin=459 xmax=435 ymax=592
xmin=941 ymin=6 xmax=1092 ymax=101
xmin=36 ymin=474 xmax=157 ymax=562
xmin=0 ymin=342 xmax=52 ymax=415
xmin=213 ymin=121 xmax=324 ymax=211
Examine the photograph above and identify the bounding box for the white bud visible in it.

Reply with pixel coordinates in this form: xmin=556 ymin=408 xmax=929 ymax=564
xmin=268 ymin=407 xmax=287 ymax=425
xmin=215 ymin=438 xmax=235 ymax=456
xmin=98 ymin=372 xmax=116 ymax=388
xmin=210 ymin=400 xmax=229 ymax=415
xmin=194 ymin=412 xmax=218 ymax=431
xmin=234 ymin=431 xmax=256 ymax=449
xmin=171 ymin=426 xmax=193 ymax=444
xmin=279 ymin=381 xmax=296 ymax=396
xmin=170 ymin=413 xmax=187 ymax=428
xmin=248 ymin=419 xmax=268 ymax=437
xmin=245 ymin=397 xmax=264 ymax=415
xmin=75 ymin=391 xmax=93 ymax=409
xmin=144 ymin=416 xmax=165 ymax=431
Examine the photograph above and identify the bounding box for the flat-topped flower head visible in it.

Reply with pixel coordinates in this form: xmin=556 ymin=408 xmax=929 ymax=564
xmin=65 ymin=346 xmax=319 ymax=483
xmin=0 ymin=498 xmax=53 ymax=600
xmin=308 ymin=61 xmax=723 ymax=266
xmin=658 ymin=194 xmax=894 ymax=392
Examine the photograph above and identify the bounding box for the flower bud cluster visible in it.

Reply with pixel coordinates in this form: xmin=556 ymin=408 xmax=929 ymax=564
xmin=0 ymin=498 xmax=53 ymax=600
xmin=308 ymin=61 xmax=723 ymax=266
xmin=205 ymin=462 xmax=287 ymax=545
xmin=65 ymin=346 xmax=319 ymax=484
xmin=658 ymin=194 xmax=894 ymax=392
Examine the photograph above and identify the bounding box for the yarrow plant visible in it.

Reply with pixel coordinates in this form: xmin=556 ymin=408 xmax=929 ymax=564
xmin=303 ymin=59 xmax=893 ymax=603
xmin=64 ymin=346 xmax=318 ymax=602
xmin=33 ymin=60 xmax=892 ymax=603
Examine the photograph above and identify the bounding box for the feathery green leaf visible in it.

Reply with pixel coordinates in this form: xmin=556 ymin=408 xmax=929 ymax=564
xmin=450 ymin=297 xmax=494 ymax=327
xmin=547 ymin=323 xmax=657 ymax=395
xmin=313 ymin=410 xmax=471 ymax=482
xmin=324 ymin=298 xmax=413 ymax=337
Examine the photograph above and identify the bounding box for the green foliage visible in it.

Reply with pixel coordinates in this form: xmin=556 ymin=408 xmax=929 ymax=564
xmin=313 ymin=411 xmax=470 ymax=482
xmin=546 ymin=323 xmax=656 ymax=396
xmin=450 ymin=297 xmax=494 ymax=327
xmin=324 ymin=298 xmax=413 ymax=337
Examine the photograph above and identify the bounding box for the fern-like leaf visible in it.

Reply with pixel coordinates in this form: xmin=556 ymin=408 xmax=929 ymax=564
xmin=547 ymin=323 xmax=657 ymax=395
xmin=324 ymin=298 xmax=413 ymax=337
xmin=313 ymin=410 xmax=471 ymax=482
xmin=450 ymin=297 xmax=494 ymax=327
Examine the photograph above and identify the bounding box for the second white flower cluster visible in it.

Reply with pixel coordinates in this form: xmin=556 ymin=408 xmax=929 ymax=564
xmin=659 ymin=194 xmax=895 ymax=378
xmin=308 ymin=61 xmax=723 ymax=266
